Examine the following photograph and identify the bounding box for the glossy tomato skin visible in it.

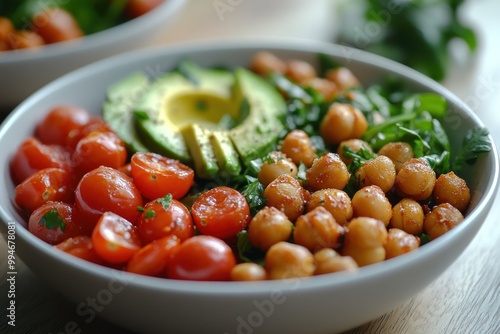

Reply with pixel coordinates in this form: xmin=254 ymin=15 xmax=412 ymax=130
xmin=167 ymin=235 xmax=236 ymax=281
xmin=126 ymin=235 xmax=180 ymax=276
xmin=65 ymin=117 xmax=114 ymax=150
xmin=191 ymin=186 xmax=251 ymax=239
xmin=10 ymin=137 xmax=72 ymax=184
xmin=92 ymin=212 xmax=142 ymax=264
xmin=54 ymin=235 xmax=105 ymax=265
xmin=74 ymin=166 xmax=143 ymax=226
xmin=130 ymin=152 xmax=195 ymax=201
xmin=137 ymin=196 xmax=194 ymax=244
xmin=35 ymin=105 xmax=90 ymax=146
xmin=15 ymin=167 xmax=77 ymax=213
xmin=28 ymin=201 xmax=86 ymax=244
xmin=72 ymin=131 xmax=127 ymax=175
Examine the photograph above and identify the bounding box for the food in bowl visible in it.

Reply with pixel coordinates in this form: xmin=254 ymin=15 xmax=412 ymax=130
xmin=9 ymin=51 xmax=492 ymax=282
xmin=0 ymin=0 xmax=163 ymax=51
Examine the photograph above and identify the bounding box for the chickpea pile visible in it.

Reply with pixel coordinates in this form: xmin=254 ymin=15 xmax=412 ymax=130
xmin=229 ymin=52 xmax=471 ymax=281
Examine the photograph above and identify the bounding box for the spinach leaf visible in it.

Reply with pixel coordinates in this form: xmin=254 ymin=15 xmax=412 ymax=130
xmin=453 ymin=127 xmax=492 ymax=172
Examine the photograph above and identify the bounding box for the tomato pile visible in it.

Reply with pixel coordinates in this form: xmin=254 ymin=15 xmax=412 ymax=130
xmin=10 ymin=52 xmax=485 ymax=282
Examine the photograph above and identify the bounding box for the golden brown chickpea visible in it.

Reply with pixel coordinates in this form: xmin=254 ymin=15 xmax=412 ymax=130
xmin=306 ymin=153 xmax=350 ymax=192
xmin=304 ymin=77 xmax=338 ymax=102
xmin=257 ymin=151 xmax=298 ymax=187
xmin=285 ymin=59 xmax=317 ymax=85
xmin=325 ymin=67 xmax=361 ymax=91
xmin=294 ymin=206 xmax=345 ymax=252
xmin=390 ymin=198 xmax=424 ymax=235
xmin=355 ymin=155 xmax=396 ymax=193
xmin=424 ymin=203 xmax=464 ymax=240
xmin=320 ymin=103 xmax=368 ymax=145
xmin=230 ymin=263 xmax=268 ymax=281
xmin=306 ymin=188 xmax=353 ymax=226
xmin=351 ymin=185 xmax=392 ymax=226
xmin=280 ymin=129 xmax=316 ymax=167
xmin=0 ymin=17 xmax=14 ymax=42
xmin=313 ymin=248 xmax=358 ymax=275
xmin=341 ymin=217 xmax=387 ymax=267
xmin=433 ymin=171 xmax=470 ymax=212
xmin=395 ymin=158 xmax=436 ymax=201
xmin=265 ymin=242 xmax=316 ymax=280
xmin=384 ymin=228 xmax=420 ymax=259
xmin=250 ymin=51 xmax=286 ymax=75
xmin=8 ymin=30 xmax=44 ymax=49
xmin=337 ymin=139 xmax=373 ymax=165
xmin=264 ymin=174 xmax=309 ymax=221
xmin=378 ymin=142 xmax=414 ymax=173
xmin=248 ymin=206 xmax=293 ymax=251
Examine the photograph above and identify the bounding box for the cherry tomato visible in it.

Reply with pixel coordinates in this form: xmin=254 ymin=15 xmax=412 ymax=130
xmin=10 ymin=137 xmax=72 ymax=184
xmin=35 ymin=105 xmax=91 ymax=146
xmin=28 ymin=201 xmax=86 ymax=244
xmin=72 ymin=131 xmax=127 ymax=175
xmin=126 ymin=0 xmax=163 ymax=18
xmin=130 ymin=152 xmax=195 ymax=200
xmin=14 ymin=167 xmax=77 ymax=213
xmin=126 ymin=235 xmax=180 ymax=276
xmin=119 ymin=163 xmax=132 ymax=177
xmin=54 ymin=235 xmax=105 ymax=265
xmin=92 ymin=211 xmax=142 ymax=264
xmin=167 ymin=235 xmax=236 ymax=281
xmin=137 ymin=195 xmax=194 ymax=244
xmin=191 ymin=186 xmax=251 ymax=239
xmin=66 ymin=117 xmax=114 ymax=150
xmin=75 ymin=166 xmax=143 ymax=226
xmin=33 ymin=8 xmax=83 ymax=44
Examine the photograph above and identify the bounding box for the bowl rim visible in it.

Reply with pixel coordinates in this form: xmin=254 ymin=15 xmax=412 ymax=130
xmin=1 ymin=38 xmax=498 ymax=295
xmin=0 ymin=0 xmax=186 ymax=63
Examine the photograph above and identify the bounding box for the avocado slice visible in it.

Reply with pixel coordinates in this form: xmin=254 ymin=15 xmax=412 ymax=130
xmin=182 ymin=124 xmax=219 ymax=179
xmin=210 ymin=131 xmax=242 ymax=176
xmin=102 ymin=72 xmax=150 ymax=153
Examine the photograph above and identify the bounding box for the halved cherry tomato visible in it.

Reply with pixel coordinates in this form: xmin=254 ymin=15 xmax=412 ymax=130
xmin=75 ymin=166 xmax=143 ymax=226
xmin=54 ymin=235 xmax=105 ymax=265
xmin=130 ymin=152 xmax=195 ymax=200
xmin=137 ymin=195 xmax=194 ymax=244
xmin=72 ymin=131 xmax=127 ymax=175
xmin=33 ymin=8 xmax=83 ymax=44
xmin=35 ymin=105 xmax=91 ymax=146
xmin=28 ymin=201 xmax=86 ymax=244
xmin=191 ymin=186 xmax=251 ymax=239
xmin=14 ymin=167 xmax=77 ymax=213
xmin=92 ymin=212 xmax=142 ymax=264
xmin=10 ymin=137 xmax=72 ymax=184
xmin=126 ymin=0 xmax=163 ymax=18
xmin=66 ymin=117 xmax=114 ymax=150
xmin=167 ymin=235 xmax=236 ymax=281
xmin=126 ymin=235 xmax=180 ymax=276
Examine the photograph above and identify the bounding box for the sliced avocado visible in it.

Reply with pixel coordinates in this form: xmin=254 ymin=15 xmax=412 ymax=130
xmin=229 ymin=68 xmax=287 ymax=165
xmin=102 ymin=72 xmax=149 ymax=153
xmin=210 ymin=131 xmax=241 ymax=176
xmin=182 ymin=124 xmax=219 ymax=179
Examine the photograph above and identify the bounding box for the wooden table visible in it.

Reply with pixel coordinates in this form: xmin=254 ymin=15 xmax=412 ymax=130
xmin=1 ymin=1 xmax=499 ymax=333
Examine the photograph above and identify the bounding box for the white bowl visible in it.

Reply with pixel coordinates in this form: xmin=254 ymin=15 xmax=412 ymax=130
xmin=0 ymin=0 xmax=186 ymax=111
xmin=0 ymin=40 xmax=498 ymax=334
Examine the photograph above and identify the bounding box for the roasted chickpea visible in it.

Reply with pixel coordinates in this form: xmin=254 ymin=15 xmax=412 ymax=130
xmin=313 ymin=248 xmax=358 ymax=275
xmin=8 ymin=30 xmax=44 ymax=49
xmin=337 ymin=139 xmax=373 ymax=165
xmin=325 ymin=67 xmax=360 ymax=91
xmin=0 ymin=17 xmax=14 ymax=41
xmin=230 ymin=263 xmax=268 ymax=281
xmin=320 ymin=103 xmax=368 ymax=145
xmin=424 ymin=203 xmax=464 ymax=240
xmin=433 ymin=171 xmax=470 ymax=212
xmin=390 ymin=198 xmax=424 ymax=235
xmin=250 ymin=51 xmax=286 ymax=75
xmin=306 ymin=188 xmax=353 ymax=226
xmin=385 ymin=228 xmax=420 ymax=259
xmin=355 ymin=155 xmax=396 ymax=193
xmin=341 ymin=217 xmax=387 ymax=267
xmin=264 ymin=174 xmax=309 ymax=221
xmin=248 ymin=206 xmax=293 ymax=251
xmin=285 ymin=59 xmax=317 ymax=85
xmin=304 ymin=77 xmax=338 ymax=102
xmin=265 ymin=242 xmax=315 ymax=280
xmin=351 ymin=185 xmax=392 ymax=226
xmin=280 ymin=129 xmax=316 ymax=167
xmin=395 ymin=158 xmax=436 ymax=201
xmin=294 ymin=206 xmax=345 ymax=252
xmin=258 ymin=151 xmax=298 ymax=187
xmin=306 ymin=153 xmax=350 ymax=192
xmin=378 ymin=142 xmax=414 ymax=173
